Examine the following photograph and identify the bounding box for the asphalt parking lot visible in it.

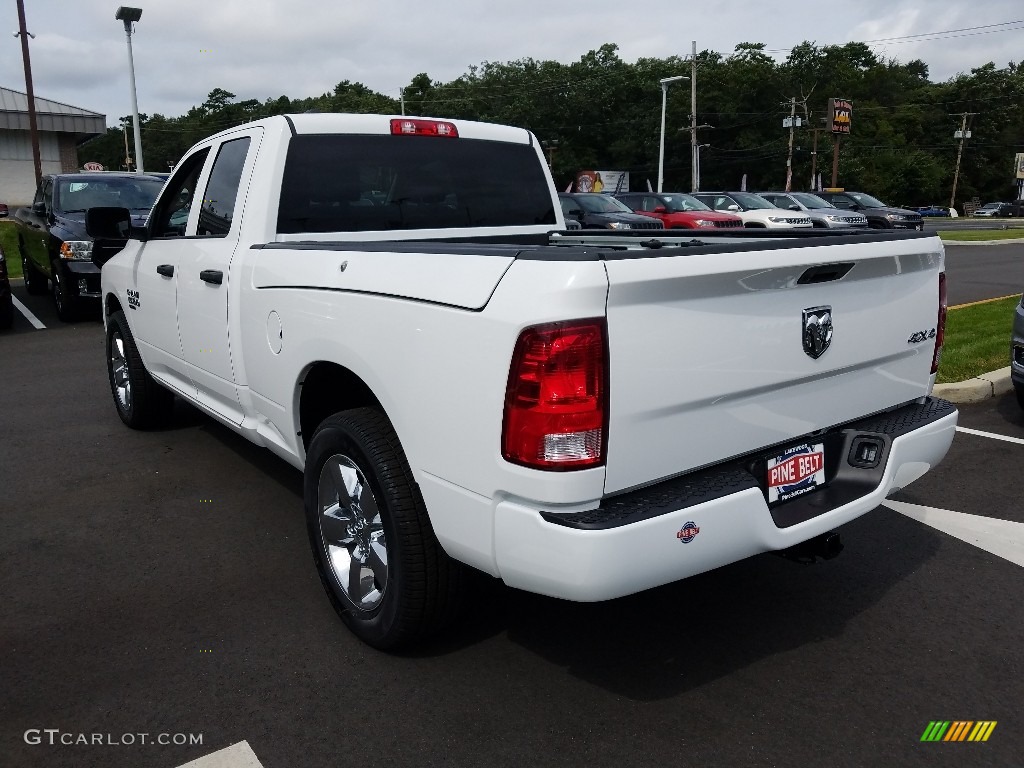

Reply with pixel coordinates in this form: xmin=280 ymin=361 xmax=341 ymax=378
xmin=2 ymin=244 xmax=1022 ymax=768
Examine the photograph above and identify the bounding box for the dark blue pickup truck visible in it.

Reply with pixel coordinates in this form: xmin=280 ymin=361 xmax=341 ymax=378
xmin=12 ymin=172 xmax=165 ymax=320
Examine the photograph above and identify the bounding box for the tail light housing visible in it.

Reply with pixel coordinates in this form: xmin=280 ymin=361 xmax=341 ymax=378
xmin=931 ymin=271 xmax=946 ymax=374
xmin=502 ymin=320 xmax=608 ymax=470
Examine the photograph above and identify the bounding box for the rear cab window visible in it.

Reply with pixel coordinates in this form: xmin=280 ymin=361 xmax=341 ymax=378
xmin=197 ymin=137 xmax=252 ymax=237
xmin=276 ymin=135 xmax=556 ymax=234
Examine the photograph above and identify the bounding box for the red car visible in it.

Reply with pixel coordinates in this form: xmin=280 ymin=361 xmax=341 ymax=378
xmin=614 ymin=192 xmax=744 ymax=229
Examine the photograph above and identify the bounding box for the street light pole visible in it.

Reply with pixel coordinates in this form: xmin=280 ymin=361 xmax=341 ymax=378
xmin=658 ymin=75 xmax=687 ymax=193
xmin=116 ymin=7 xmax=145 ymax=173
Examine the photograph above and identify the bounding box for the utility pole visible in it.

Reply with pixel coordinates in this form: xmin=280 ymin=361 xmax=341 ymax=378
xmin=831 ymin=134 xmax=841 ymax=189
xmin=122 ymin=124 xmax=133 ymax=171
xmin=680 ymin=41 xmax=714 ymax=192
xmin=807 ymin=126 xmax=827 ymax=190
xmin=15 ymin=0 xmax=41 ymax=187
xmin=784 ymin=97 xmax=797 ymax=192
xmin=400 ymin=88 xmax=405 ymax=116
xmin=690 ymin=41 xmax=698 ymax=193
xmin=949 ymin=112 xmax=978 ymax=211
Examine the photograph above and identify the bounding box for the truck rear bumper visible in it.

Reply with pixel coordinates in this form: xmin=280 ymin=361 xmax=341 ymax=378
xmin=493 ymin=398 xmax=957 ymax=601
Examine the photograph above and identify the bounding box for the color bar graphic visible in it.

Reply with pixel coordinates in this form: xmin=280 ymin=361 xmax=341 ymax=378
xmin=921 ymin=721 xmax=996 ymax=742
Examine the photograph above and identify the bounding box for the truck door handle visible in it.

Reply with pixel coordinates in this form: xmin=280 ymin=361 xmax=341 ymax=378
xmin=199 ymin=270 xmax=223 ymax=285
xmin=156 ymin=264 xmax=174 ymax=277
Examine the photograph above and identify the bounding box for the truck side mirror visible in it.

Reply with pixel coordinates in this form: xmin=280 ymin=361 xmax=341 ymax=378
xmin=789 ymin=204 xmax=800 ymax=211
xmin=86 ymin=206 xmax=145 ymax=267
xmin=86 ymin=206 xmax=132 ymax=239
xmin=653 ymin=205 xmax=667 ymax=213
xmin=32 ymin=201 xmax=46 ymax=215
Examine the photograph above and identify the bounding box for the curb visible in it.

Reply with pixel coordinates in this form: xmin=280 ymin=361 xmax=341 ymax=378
xmin=933 ymin=367 xmax=1013 ymax=404
xmin=942 ymin=237 xmax=1024 ymax=245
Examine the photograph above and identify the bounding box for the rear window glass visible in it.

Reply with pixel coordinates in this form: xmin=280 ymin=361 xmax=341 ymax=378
xmin=277 ymin=135 xmax=556 ymax=233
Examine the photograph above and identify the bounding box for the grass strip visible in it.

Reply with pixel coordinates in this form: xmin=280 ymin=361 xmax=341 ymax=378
xmin=937 ymin=295 xmax=1018 ymax=383
xmin=938 ymin=229 xmax=1024 ymax=242
xmin=0 ymin=221 xmax=21 ymax=278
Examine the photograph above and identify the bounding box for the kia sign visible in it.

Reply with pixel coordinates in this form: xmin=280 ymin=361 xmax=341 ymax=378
xmin=828 ymin=99 xmax=852 ymax=134
xmin=83 ymin=162 xmax=105 ymax=171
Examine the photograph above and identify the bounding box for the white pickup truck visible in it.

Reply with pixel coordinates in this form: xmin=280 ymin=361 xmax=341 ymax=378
xmin=88 ymin=113 xmax=957 ymax=649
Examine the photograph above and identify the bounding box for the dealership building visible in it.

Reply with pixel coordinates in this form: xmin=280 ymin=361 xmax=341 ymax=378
xmin=0 ymin=86 xmax=105 ymax=205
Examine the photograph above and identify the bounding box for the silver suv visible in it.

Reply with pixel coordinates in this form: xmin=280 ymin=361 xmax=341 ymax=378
xmin=756 ymin=191 xmax=868 ymax=229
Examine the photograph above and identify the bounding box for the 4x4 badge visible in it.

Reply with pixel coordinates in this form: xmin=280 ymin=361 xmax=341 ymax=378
xmin=802 ymin=306 xmax=833 ymax=359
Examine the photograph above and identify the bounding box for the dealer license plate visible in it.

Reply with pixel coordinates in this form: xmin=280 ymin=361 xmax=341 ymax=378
xmin=766 ymin=442 xmax=826 ymax=505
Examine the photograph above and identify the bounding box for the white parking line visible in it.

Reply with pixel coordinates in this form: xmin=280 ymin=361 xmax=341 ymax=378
xmin=174 ymin=740 xmax=264 ymax=768
xmin=956 ymin=426 xmax=1024 ymax=446
xmin=884 ymin=501 xmax=1024 ymax=567
xmin=11 ymin=295 xmax=46 ymax=329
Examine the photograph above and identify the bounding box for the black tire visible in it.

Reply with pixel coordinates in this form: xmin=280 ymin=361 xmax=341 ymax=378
xmin=106 ymin=310 xmax=175 ymax=429
xmin=304 ymin=408 xmax=465 ymax=650
xmin=22 ymin=249 xmax=47 ymax=295
xmin=52 ymin=262 xmax=79 ymax=322
xmin=1015 ymin=384 xmax=1024 ymax=411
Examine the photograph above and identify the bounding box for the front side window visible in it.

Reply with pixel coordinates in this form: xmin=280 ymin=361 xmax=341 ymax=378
xmin=575 ymin=194 xmax=632 ymax=214
xmin=848 ymin=192 xmax=887 ymax=208
xmin=828 ymin=195 xmax=855 ymax=210
xmin=662 ymin=194 xmax=710 ymax=212
xmin=791 ymin=193 xmax=832 ymax=209
xmin=149 ymin=148 xmax=211 ymax=238
xmin=697 ymin=195 xmax=735 ymax=211
xmin=277 ymin=135 xmax=556 ymax=233
xmin=197 ymin=137 xmax=251 ymax=237
xmin=731 ymin=192 xmax=774 ymax=210
xmin=33 ymin=180 xmax=48 ymax=208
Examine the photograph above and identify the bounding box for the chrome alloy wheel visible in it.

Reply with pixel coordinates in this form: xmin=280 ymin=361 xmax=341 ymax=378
xmin=317 ymin=454 xmax=388 ymax=610
xmin=110 ymin=330 xmax=132 ymax=413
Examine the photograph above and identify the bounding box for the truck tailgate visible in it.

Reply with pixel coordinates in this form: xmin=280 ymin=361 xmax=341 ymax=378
xmin=603 ymin=236 xmax=944 ymax=494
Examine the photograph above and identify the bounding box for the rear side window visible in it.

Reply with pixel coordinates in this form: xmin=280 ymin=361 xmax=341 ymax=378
xmin=277 ymin=135 xmax=556 ymax=233
xmin=198 ymin=137 xmax=251 ymax=237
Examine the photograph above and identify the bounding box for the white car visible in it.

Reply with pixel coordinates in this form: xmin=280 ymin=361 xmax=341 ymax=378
xmin=692 ymin=191 xmax=813 ymax=228
xmin=755 ymin=191 xmax=868 ymax=229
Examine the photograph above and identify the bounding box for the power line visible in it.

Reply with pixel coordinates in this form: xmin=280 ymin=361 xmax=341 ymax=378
xmin=759 ymin=19 xmax=1024 ymax=53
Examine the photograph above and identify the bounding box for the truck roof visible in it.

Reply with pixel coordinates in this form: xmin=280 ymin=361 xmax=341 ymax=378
xmin=204 ymin=113 xmax=534 ymax=145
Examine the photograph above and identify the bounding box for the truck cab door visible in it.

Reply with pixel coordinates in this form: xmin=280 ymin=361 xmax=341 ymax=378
xmin=23 ymin=179 xmax=52 ymax=275
xmin=127 ymin=148 xmax=210 ymax=395
xmin=175 ymin=130 xmax=260 ymax=425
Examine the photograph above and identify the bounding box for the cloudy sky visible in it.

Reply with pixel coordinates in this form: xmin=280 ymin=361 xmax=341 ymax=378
xmin=3 ymin=0 xmax=1022 ymax=127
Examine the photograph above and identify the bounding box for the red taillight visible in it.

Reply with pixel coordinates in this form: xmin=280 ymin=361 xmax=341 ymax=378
xmin=932 ymin=271 xmax=947 ymax=374
xmin=502 ymin=320 xmax=608 ymax=470
xmin=390 ymin=119 xmax=459 ymax=137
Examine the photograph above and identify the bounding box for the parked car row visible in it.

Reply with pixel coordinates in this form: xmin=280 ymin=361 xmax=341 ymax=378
xmin=568 ymin=188 xmax=922 ymax=231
